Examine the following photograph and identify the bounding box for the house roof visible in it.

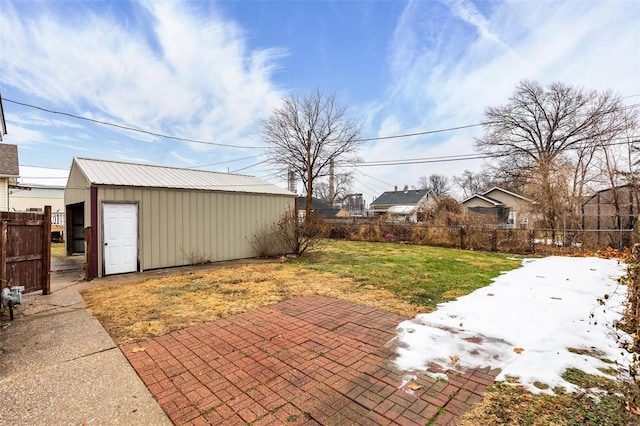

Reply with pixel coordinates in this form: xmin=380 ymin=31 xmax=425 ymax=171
xmin=461 ymin=193 xmax=504 ymax=206
xmin=461 ymin=187 xmax=534 ymax=205
xmin=0 ymin=144 xmax=19 ymax=177
xmin=370 ymin=188 xmax=433 ymax=207
xmin=297 ymin=196 xmax=332 ymax=210
xmin=297 ymin=196 xmax=342 ymax=218
xmin=18 ymin=165 xmax=69 ymax=189
xmin=388 ymin=205 xmax=418 ymax=215
xmin=482 ymin=186 xmax=534 ymax=203
xmin=71 ymin=157 xmax=294 ymax=196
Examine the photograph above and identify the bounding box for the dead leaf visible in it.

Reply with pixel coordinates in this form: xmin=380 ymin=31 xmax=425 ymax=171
xmin=513 ymin=347 xmax=525 ymax=354
xmin=131 ymin=347 xmax=146 ymax=353
xmin=486 ymin=293 xmax=494 ymax=296
xmin=626 ymin=401 xmax=640 ymax=415
xmin=550 ymin=297 xmax=562 ymax=300
xmin=459 ymin=323 xmax=463 ymax=327
xmin=407 ymin=382 xmax=422 ymax=391
xmin=450 ymin=355 xmax=460 ymax=363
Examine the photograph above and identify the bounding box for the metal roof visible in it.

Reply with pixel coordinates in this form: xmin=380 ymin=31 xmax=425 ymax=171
xmin=18 ymin=165 xmax=69 ymax=188
xmin=72 ymin=157 xmax=294 ymax=196
xmin=388 ymin=205 xmax=418 ymax=214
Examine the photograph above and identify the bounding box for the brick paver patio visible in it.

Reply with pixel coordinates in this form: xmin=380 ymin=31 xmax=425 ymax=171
xmin=122 ymin=296 xmax=497 ymax=425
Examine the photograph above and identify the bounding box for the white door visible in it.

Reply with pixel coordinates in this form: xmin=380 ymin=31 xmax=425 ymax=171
xmin=103 ymin=203 xmax=138 ymax=275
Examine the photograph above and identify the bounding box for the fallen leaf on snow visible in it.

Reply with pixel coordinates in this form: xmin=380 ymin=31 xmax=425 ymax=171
xmin=131 ymin=347 xmax=146 ymax=353
xmin=486 ymin=293 xmax=494 ymax=296
xmin=449 ymin=355 xmax=460 ymax=363
xmin=550 ymin=297 xmax=562 ymax=300
xmin=513 ymin=347 xmax=525 ymax=354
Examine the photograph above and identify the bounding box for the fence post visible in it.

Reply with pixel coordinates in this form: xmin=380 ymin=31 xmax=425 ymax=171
xmin=529 ymin=230 xmax=535 ymax=254
xmin=491 ymin=229 xmax=498 ymax=252
xmin=0 ymin=220 xmax=6 ymax=289
xmin=460 ymin=226 xmax=466 ymax=250
xmin=42 ymin=206 xmax=52 ymax=295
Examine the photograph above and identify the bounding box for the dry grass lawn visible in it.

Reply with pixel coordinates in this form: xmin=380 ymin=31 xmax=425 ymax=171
xmin=81 ymin=262 xmax=420 ymax=345
xmin=80 ymin=241 xmax=639 ymax=424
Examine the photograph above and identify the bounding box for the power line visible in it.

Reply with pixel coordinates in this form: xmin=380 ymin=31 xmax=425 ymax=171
xmin=230 ymin=159 xmax=269 ymax=173
xmin=5 ymin=97 xmax=639 ymax=160
xmin=191 ymin=154 xmax=264 ymax=169
xmin=342 ymin=135 xmax=640 ymax=168
xmin=3 ymin=98 xmax=266 ymax=149
xmin=355 ymin=123 xmax=487 ymax=143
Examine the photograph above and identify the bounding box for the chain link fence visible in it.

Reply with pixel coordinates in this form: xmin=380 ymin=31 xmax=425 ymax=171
xmin=320 ymin=219 xmax=637 ymax=254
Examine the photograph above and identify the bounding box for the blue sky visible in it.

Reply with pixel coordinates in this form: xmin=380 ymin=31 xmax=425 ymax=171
xmin=1 ymin=0 xmax=639 ymax=202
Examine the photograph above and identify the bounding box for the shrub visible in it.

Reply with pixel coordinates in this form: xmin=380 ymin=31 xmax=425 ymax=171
xmin=251 ymin=208 xmax=323 ymax=257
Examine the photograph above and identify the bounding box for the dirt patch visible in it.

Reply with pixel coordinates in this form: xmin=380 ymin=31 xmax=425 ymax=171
xmin=81 ymin=262 xmax=421 ymax=345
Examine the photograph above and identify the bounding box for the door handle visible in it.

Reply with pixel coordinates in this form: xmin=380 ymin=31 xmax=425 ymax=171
xmin=104 ymin=242 xmax=108 ymax=246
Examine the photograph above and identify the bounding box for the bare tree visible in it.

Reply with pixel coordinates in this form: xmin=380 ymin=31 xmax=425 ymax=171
xmin=417 ymin=174 xmax=450 ymax=196
xmin=262 ymin=89 xmax=360 ymax=220
xmin=475 ymin=80 xmax=629 ymax=229
xmin=314 ymin=173 xmax=354 ymax=207
xmin=453 ymin=169 xmax=495 ymax=198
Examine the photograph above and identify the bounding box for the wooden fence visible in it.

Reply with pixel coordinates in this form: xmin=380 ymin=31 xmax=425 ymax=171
xmin=0 ymin=207 xmax=51 ymax=295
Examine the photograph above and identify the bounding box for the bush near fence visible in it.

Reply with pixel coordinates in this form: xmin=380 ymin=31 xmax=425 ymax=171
xmin=319 ymin=219 xmax=638 ymax=254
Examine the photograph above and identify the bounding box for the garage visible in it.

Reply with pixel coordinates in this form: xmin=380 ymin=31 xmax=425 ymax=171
xmin=64 ymin=158 xmax=295 ymax=278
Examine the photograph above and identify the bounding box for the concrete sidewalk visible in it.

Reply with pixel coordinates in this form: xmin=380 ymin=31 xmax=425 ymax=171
xmin=0 ymin=261 xmax=171 ymax=425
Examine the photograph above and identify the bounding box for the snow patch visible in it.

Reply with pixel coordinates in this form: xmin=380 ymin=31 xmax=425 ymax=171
xmin=393 ymin=256 xmax=633 ymax=393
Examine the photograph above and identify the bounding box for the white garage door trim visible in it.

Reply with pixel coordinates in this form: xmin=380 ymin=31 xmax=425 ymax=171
xmin=103 ymin=203 xmax=138 ymax=275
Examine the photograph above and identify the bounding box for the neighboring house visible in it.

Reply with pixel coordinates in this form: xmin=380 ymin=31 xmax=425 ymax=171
xmin=462 ymin=187 xmax=536 ymax=228
xmin=9 ymin=165 xmax=69 ymax=240
xmin=582 ymin=184 xmax=640 ymax=230
xmin=387 ymin=205 xmax=420 ymax=223
xmin=297 ymin=196 xmax=350 ymax=219
xmin=370 ymin=186 xmax=438 ymax=218
xmin=64 ymin=158 xmax=295 ymax=278
xmin=0 ymin=144 xmax=19 ymax=212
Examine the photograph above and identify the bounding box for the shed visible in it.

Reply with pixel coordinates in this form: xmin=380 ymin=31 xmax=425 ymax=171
xmin=582 ymin=184 xmax=639 ymax=230
xmin=64 ymin=158 xmax=295 ymax=278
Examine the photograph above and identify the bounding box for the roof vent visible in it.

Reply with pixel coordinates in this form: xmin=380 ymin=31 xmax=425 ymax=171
xmin=403 ymin=185 xmax=408 ymax=193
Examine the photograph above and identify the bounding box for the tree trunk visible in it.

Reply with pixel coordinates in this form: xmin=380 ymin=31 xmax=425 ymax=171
xmin=306 ymin=130 xmax=313 ymax=222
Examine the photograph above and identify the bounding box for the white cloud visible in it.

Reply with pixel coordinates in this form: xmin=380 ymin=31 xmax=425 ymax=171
xmin=0 ymin=0 xmax=285 ymax=158
xmin=358 ymin=0 xmax=640 ymax=202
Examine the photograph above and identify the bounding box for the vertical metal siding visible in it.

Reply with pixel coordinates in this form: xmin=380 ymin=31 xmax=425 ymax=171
xmin=94 ymin=186 xmax=292 ymax=275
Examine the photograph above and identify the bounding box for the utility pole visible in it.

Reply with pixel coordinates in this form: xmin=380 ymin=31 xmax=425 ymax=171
xmin=306 ymin=130 xmax=313 ymax=221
